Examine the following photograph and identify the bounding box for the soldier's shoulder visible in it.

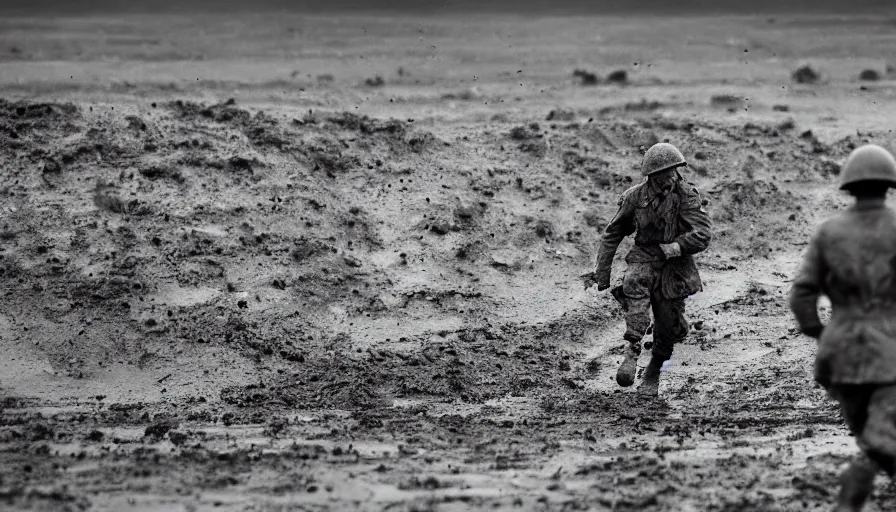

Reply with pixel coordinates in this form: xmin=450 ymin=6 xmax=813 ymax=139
xmin=673 ymin=181 xmax=705 ymax=207
xmin=619 ymin=181 xmax=646 ymax=201
xmin=679 ymin=181 xmax=703 ymax=198
xmin=815 ymin=212 xmax=855 ymax=240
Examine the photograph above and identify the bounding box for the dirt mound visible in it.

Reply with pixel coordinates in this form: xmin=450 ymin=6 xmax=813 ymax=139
xmin=326 ymin=112 xmax=407 ymax=136
xmin=221 ymin=315 xmax=603 ymax=410
xmin=8 ymin=14 xmax=896 ymax=510
xmin=1 ymin=99 xmax=851 ymax=383
xmin=546 ymin=108 xmax=575 ymax=121
xmin=710 ymin=94 xmax=746 ymax=111
xmin=166 ymin=99 xmax=289 ymax=150
xmin=0 ymin=99 xmax=79 ymax=140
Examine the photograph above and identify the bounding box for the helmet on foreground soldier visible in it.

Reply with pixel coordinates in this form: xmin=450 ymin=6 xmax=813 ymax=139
xmin=642 ymin=143 xmax=687 ymax=176
xmin=839 ymin=144 xmax=896 ymax=191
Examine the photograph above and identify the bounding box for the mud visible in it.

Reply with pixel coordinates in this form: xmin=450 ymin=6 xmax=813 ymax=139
xmin=1 ymin=12 xmax=896 ymax=512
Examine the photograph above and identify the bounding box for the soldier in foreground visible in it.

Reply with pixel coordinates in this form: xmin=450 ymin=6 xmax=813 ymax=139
xmin=582 ymin=143 xmax=712 ymax=396
xmin=790 ymin=144 xmax=896 ymax=511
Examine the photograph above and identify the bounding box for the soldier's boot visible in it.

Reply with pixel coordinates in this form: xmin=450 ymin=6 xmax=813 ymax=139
xmin=637 ymin=356 xmax=663 ymax=397
xmin=615 ymin=343 xmax=640 ymax=387
xmin=835 ymin=456 xmax=878 ymax=512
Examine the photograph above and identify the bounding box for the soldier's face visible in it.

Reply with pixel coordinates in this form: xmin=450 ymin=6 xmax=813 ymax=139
xmin=650 ymin=168 xmax=681 ymax=192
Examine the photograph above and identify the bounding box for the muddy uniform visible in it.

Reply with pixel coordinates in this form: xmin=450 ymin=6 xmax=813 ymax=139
xmin=791 ymin=198 xmax=896 ymax=473
xmin=595 ymin=178 xmax=712 ymax=361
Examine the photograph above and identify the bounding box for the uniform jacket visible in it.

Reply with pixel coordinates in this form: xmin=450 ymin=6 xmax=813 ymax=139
xmin=790 ymin=199 xmax=896 ymax=386
xmin=594 ymin=178 xmax=713 ymax=299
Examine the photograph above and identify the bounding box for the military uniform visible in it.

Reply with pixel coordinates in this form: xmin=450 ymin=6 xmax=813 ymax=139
xmin=792 ymin=200 xmax=896 ymax=464
xmin=596 ymin=177 xmax=712 ymax=361
xmin=790 ymin=144 xmax=896 ymax=511
xmin=585 ymin=143 xmax=712 ymax=394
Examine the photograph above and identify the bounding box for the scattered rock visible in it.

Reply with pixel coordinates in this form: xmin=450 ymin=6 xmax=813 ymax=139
xmin=777 ymin=118 xmax=796 ymax=131
xmin=509 ymin=126 xmax=531 ymax=140
xmin=772 ymin=104 xmax=790 ymax=112
xmin=490 ymin=250 xmax=523 ymax=271
xmin=92 ymin=184 xmax=127 ymax=214
xmin=168 ymin=430 xmax=189 ymax=446
xmin=42 ymin=159 xmax=61 ymax=174
xmin=582 ymin=209 xmax=605 ymax=229
xmin=266 ymin=416 xmax=289 ymax=436
xmin=546 ymin=108 xmax=575 ymax=122
xmin=28 ymin=421 xmax=54 ymax=441
xmin=818 ymin=158 xmax=841 ymax=177
xmin=140 ymin=165 xmax=184 ymax=183
xmin=125 ymin=115 xmax=147 ymax=131
xmin=144 ymin=419 xmax=179 ymax=439
xmin=454 ymin=202 xmax=482 ymax=220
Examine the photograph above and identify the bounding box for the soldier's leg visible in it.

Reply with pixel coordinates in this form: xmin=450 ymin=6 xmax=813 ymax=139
xmin=837 ymin=455 xmax=878 ymax=512
xmin=616 ymin=263 xmax=656 ymax=387
xmin=650 ymin=295 xmax=689 ymax=362
xmin=859 ymin=384 xmax=896 ymax=475
xmin=638 ymin=295 xmax=688 ymax=396
xmin=829 ymin=385 xmax=881 ymax=512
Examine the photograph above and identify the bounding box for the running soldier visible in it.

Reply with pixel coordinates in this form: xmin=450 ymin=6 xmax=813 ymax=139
xmin=790 ymin=144 xmax=896 ymax=511
xmin=582 ymin=143 xmax=713 ymax=396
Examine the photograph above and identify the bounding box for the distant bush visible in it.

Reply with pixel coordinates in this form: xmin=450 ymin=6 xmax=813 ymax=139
xmin=605 ymin=70 xmax=628 ymax=84
xmin=792 ymin=65 xmax=820 ymax=84
xmin=364 ymin=75 xmax=385 ymax=87
xmin=572 ymin=69 xmax=599 ymax=86
xmin=859 ymin=69 xmax=881 ymax=81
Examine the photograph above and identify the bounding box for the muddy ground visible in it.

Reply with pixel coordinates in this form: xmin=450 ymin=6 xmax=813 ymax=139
xmin=1 ymin=12 xmax=896 ymax=512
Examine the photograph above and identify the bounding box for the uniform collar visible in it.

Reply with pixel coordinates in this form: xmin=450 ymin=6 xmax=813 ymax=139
xmin=852 ymin=198 xmax=887 ymax=211
xmin=644 ymin=175 xmax=681 ymax=201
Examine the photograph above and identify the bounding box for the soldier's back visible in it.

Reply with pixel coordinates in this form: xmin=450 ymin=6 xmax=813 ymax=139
xmin=820 ymin=204 xmax=896 ymax=300
xmin=815 ymin=202 xmax=896 ymax=384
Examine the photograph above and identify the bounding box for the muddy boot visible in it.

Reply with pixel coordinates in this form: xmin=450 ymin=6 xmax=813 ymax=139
xmin=615 ymin=343 xmax=640 ymax=387
xmin=835 ymin=456 xmax=878 ymax=512
xmin=638 ymin=357 xmax=663 ymax=397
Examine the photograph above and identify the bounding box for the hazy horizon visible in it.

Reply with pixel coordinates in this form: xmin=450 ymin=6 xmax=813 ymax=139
xmin=0 ymin=0 xmax=892 ymax=15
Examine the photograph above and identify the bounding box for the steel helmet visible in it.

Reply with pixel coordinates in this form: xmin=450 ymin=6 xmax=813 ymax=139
xmin=642 ymin=143 xmax=686 ymax=176
xmin=839 ymin=144 xmax=896 ymax=190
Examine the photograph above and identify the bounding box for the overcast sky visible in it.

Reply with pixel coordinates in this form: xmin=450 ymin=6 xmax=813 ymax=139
xmin=0 ymin=0 xmax=891 ymax=15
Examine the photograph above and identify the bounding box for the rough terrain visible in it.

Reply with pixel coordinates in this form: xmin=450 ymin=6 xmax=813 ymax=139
xmin=1 ymin=12 xmax=896 ymax=511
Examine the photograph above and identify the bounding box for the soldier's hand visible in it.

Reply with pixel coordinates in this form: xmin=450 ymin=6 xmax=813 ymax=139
xmin=659 ymin=242 xmax=682 ymax=259
xmin=802 ymin=325 xmax=824 ymax=339
xmin=581 ymin=272 xmax=603 ymax=291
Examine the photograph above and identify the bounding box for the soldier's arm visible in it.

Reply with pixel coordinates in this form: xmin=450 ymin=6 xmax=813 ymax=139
xmin=674 ymin=186 xmax=713 ymax=255
xmin=593 ymin=192 xmax=636 ymax=286
xmin=789 ymin=232 xmax=826 ymax=338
